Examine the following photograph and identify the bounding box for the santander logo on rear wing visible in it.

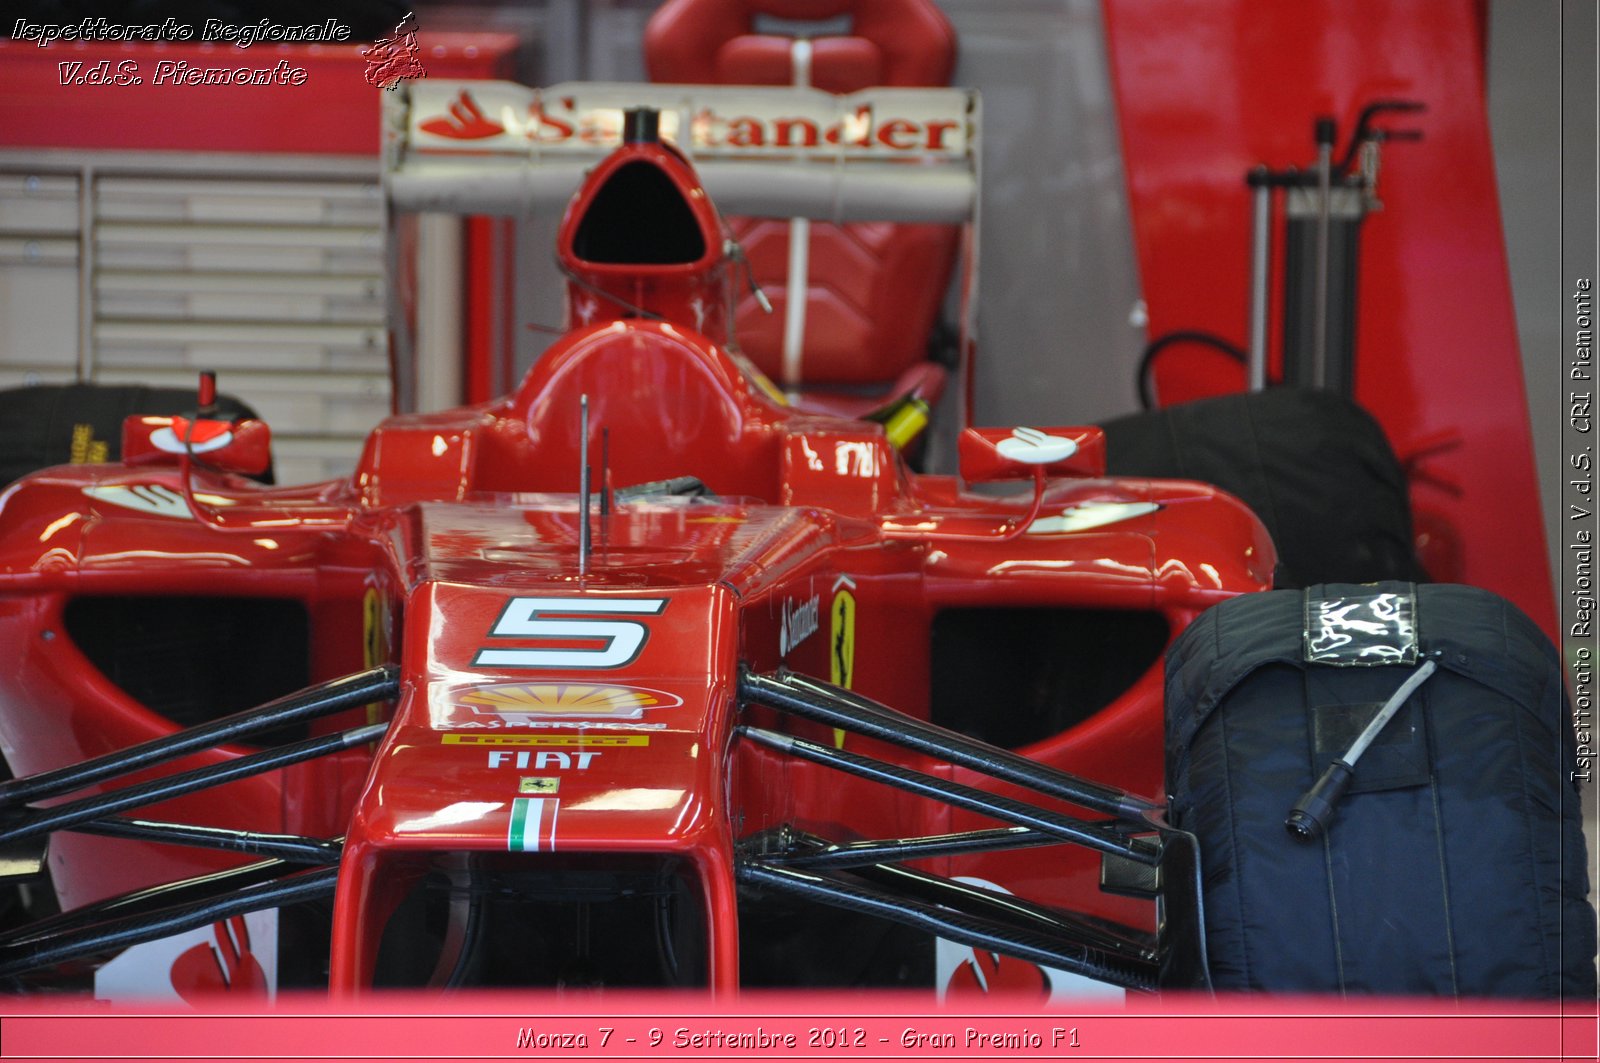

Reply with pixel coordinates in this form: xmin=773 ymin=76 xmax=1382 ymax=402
xmin=403 ymin=80 xmax=974 ymax=159
xmin=385 ymin=80 xmax=979 ymax=223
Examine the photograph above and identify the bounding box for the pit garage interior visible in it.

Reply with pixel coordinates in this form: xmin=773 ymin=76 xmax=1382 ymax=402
xmin=0 ymin=0 xmax=1584 ymax=589
xmin=0 ymin=0 xmax=1593 ymax=1001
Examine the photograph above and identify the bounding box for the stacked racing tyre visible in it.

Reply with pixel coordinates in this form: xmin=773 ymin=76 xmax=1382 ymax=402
xmin=1101 ymin=388 xmax=1423 ymax=587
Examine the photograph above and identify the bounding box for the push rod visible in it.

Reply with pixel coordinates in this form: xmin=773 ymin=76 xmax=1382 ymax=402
xmin=739 ymin=669 xmax=1157 ymax=820
xmin=70 ymin=817 xmax=343 ymax=866
xmin=739 ymin=727 xmax=1147 ymax=862
xmin=0 ymin=723 xmax=387 ymax=848
xmin=0 ymin=867 xmax=337 ymax=979
xmin=768 ymin=826 xmax=1063 ymax=871
xmin=738 ymin=863 xmax=1156 ymax=992
xmin=850 ymin=860 xmax=1155 ymax=961
xmin=750 ymin=827 xmax=1156 ymax=961
xmin=759 ymin=828 xmax=1155 ymax=958
xmin=0 ymin=856 xmax=299 ymax=949
xmin=0 ymin=666 xmax=397 ymax=808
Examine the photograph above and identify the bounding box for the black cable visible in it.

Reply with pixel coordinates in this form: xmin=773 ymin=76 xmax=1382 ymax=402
xmin=441 ymin=891 xmax=484 ymax=990
xmin=1136 ymin=330 xmax=1253 ymax=410
xmin=555 ymin=258 xmax=666 ymax=323
xmin=1336 ymin=99 xmax=1426 ymax=174
xmin=654 ymin=889 xmax=682 ymax=984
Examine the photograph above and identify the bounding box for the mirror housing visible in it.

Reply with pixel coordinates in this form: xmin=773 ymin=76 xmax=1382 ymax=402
xmin=958 ymin=426 xmax=1107 ymax=483
xmin=122 ymin=414 xmax=272 ymax=477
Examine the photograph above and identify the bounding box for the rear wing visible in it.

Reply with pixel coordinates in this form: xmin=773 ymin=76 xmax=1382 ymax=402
xmin=381 ymin=80 xmax=981 ymax=421
xmin=383 ymin=80 xmax=980 ymax=223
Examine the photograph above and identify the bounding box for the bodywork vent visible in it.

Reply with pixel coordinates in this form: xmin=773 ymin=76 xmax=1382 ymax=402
xmin=930 ymin=607 xmax=1169 ymax=749
xmin=63 ymin=596 xmax=311 ymax=742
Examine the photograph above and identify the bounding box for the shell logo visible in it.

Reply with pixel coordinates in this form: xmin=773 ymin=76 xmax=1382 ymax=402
xmin=458 ymin=682 xmax=682 ymax=721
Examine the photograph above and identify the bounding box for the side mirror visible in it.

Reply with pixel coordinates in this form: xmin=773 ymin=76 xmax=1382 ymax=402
xmin=957 ymin=426 xmax=1106 ymax=483
xmin=122 ymin=414 xmax=272 ymax=476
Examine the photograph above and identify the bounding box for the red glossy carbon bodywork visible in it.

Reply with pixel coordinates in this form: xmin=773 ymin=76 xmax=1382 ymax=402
xmin=1101 ymin=0 xmax=1555 ymax=639
xmin=0 ymin=138 xmax=1275 ymax=993
xmin=0 ymin=469 xmax=376 ymax=909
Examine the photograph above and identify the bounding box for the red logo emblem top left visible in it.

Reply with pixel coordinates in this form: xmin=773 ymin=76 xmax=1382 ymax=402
xmin=420 ymin=89 xmax=506 ymax=139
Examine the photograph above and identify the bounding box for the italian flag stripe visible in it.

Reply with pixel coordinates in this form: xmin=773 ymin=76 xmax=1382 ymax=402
xmin=508 ymin=797 xmax=558 ymax=852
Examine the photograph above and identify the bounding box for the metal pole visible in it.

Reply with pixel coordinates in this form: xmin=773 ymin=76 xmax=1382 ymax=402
xmin=76 ymin=164 xmax=95 ymax=382
xmin=1312 ymin=118 xmax=1335 ymax=388
xmin=1248 ymin=171 xmax=1272 ymax=391
xmin=578 ymin=393 xmax=590 ymax=576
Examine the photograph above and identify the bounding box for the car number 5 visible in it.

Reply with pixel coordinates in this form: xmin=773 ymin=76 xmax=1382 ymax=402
xmin=473 ymin=597 xmax=668 ymax=669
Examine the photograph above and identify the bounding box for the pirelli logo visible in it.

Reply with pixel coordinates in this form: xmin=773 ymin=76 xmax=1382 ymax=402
xmin=441 ymin=733 xmax=648 ymax=748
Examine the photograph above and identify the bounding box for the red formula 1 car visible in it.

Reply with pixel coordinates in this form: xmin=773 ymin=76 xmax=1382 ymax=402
xmin=0 ymin=76 xmax=1285 ymax=1001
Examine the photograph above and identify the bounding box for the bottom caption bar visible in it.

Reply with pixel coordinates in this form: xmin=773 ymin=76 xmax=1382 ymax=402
xmin=0 ymin=995 xmax=1595 ymax=1061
